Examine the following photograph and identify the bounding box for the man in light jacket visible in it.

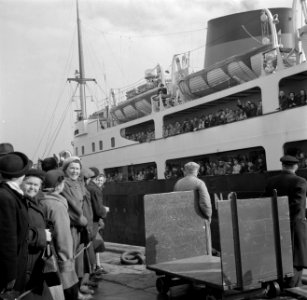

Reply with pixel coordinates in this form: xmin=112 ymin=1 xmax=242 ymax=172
xmin=174 ymin=162 xmax=212 ymax=254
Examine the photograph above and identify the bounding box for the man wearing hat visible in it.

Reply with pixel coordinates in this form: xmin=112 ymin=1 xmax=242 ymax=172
xmin=0 ymin=152 xmax=32 ymax=294
xmin=265 ymin=155 xmax=307 ymax=287
xmin=0 ymin=143 xmax=14 ymax=182
xmin=174 ymin=162 xmax=212 ymax=255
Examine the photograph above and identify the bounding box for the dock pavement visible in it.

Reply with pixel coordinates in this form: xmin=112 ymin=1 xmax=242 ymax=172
xmin=89 ymin=242 xmax=307 ymax=300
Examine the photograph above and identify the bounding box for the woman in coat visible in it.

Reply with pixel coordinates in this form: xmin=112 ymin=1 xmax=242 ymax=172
xmin=60 ymin=157 xmax=91 ymax=298
xmin=21 ymin=169 xmax=51 ymax=297
xmin=41 ymin=169 xmax=79 ymax=300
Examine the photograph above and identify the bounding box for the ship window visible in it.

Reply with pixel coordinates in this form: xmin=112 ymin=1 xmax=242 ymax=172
xmin=279 ymin=71 xmax=307 ymax=110
xmin=121 ymin=120 xmax=155 ymax=142
xmin=165 ymin=146 xmax=266 ymax=178
xmin=284 ymin=140 xmax=307 ymax=169
xmin=163 ymin=87 xmax=261 ymax=138
xmin=81 ymin=146 xmax=85 ymax=155
xmin=111 ymin=137 xmax=115 ymax=148
xmin=92 ymin=142 xmax=95 ymax=152
xmin=75 ymin=147 xmax=78 ymax=156
xmin=99 ymin=140 xmax=103 ymax=150
xmin=104 ymin=162 xmax=157 ymax=182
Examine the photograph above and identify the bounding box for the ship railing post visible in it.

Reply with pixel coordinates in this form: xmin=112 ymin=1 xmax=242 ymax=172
xmin=151 ymin=95 xmax=158 ymax=113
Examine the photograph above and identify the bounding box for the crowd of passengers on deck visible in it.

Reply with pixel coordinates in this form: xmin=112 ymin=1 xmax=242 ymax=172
xmin=123 ymin=87 xmax=307 ymax=143
xmin=163 ymin=99 xmax=262 ymax=137
xmin=123 ymin=99 xmax=262 ymax=142
xmin=125 ymin=128 xmax=155 ymax=143
xmin=106 ymin=166 xmax=157 ymax=183
xmin=165 ymin=152 xmax=267 ymax=179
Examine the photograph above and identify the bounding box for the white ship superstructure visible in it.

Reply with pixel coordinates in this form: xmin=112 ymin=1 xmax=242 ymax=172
xmin=72 ymin=1 xmax=307 ymax=182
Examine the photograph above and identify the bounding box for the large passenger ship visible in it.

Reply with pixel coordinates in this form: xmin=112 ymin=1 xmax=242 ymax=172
xmin=71 ymin=1 xmax=307 ymax=245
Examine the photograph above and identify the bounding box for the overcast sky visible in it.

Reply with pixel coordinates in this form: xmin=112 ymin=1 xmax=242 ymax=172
xmin=0 ymin=0 xmax=291 ymax=162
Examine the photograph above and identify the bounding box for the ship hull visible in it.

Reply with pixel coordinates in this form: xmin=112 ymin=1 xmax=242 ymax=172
xmin=102 ymin=169 xmax=307 ymax=247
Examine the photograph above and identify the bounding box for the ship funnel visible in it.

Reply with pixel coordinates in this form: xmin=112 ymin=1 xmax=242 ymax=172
xmin=204 ymin=8 xmax=294 ymax=67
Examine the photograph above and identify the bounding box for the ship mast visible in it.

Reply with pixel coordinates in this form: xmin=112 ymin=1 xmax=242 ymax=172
xmin=68 ymin=0 xmax=96 ymax=121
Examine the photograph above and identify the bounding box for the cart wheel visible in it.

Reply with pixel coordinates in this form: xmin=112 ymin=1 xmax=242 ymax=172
xmin=266 ymin=281 xmax=281 ymax=298
xmin=156 ymin=277 xmax=170 ymax=294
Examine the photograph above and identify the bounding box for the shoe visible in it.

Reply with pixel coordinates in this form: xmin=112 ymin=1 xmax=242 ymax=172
xmin=89 ymin=273 xmax=103 ymax=281
xmin=78 ymin=291 xmax=93 ymax=300
xmin=84 ymin=280 xmax=98 ymax=288
xmin=94 ymin=265 xmax=108 ymax=275
xmin=80 ymin=285 xmax=95 ymax=295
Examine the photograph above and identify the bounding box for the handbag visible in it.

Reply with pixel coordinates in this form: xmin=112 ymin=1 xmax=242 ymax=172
xmin=42 ymin=243 xmax=61 ymax=287
xmin=93 ymin=231 xmax=105 ymax=252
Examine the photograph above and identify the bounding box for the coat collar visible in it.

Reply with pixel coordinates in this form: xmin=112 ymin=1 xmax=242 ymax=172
xmin=6 ymin=180 xmax=24 ymax=195
xmin=42 ymin=192 xmax=68 ymax=209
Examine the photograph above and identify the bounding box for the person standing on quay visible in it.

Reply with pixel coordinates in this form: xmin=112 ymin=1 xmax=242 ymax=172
xmin=87 ymin=168 xmax=109 ymax=275
xmin=265 ymin=155 xmax=307 ymax=287
xmin=174 ymin=162 xmax=212 ymax=254
xmin=0 ymin=152 xmax=32 ymax=295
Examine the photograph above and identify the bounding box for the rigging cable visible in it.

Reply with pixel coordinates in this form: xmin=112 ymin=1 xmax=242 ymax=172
xmin=42 ymin=26 xmax=77 ymax=157
xmin=32 ymin=1 xmax=76 ymax=161
xmin=32 ymin=27 xmax=77 ymax=161
xmin=44 ymin=94 xmax=74 ymax=158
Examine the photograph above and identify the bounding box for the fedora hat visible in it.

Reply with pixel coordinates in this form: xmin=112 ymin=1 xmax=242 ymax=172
xmin=0 ymin=143 xmax=14 ymax=157
xmin=0 ymin=151 xmax=32 ymax=179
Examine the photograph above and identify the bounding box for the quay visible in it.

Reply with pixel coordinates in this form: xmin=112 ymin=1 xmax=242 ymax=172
xmin=94 ymin=191 xmax=307 ymax=300
xmin=90 ymin=242 xmax=307 ymax=300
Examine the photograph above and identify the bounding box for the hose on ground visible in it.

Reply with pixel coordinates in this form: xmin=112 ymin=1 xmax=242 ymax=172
xmin=120 ymin=250 xmax=145 ymax=265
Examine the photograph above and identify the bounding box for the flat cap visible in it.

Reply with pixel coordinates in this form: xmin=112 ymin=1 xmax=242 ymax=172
xmin=280 ymin=155 xmax=299 ymax=165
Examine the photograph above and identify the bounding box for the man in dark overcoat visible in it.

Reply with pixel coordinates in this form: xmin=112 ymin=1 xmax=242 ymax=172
xmin=265 ymin=155 xmax=307 ymax=287
xmin=0 ymin=152 xmax=31 ymax=294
